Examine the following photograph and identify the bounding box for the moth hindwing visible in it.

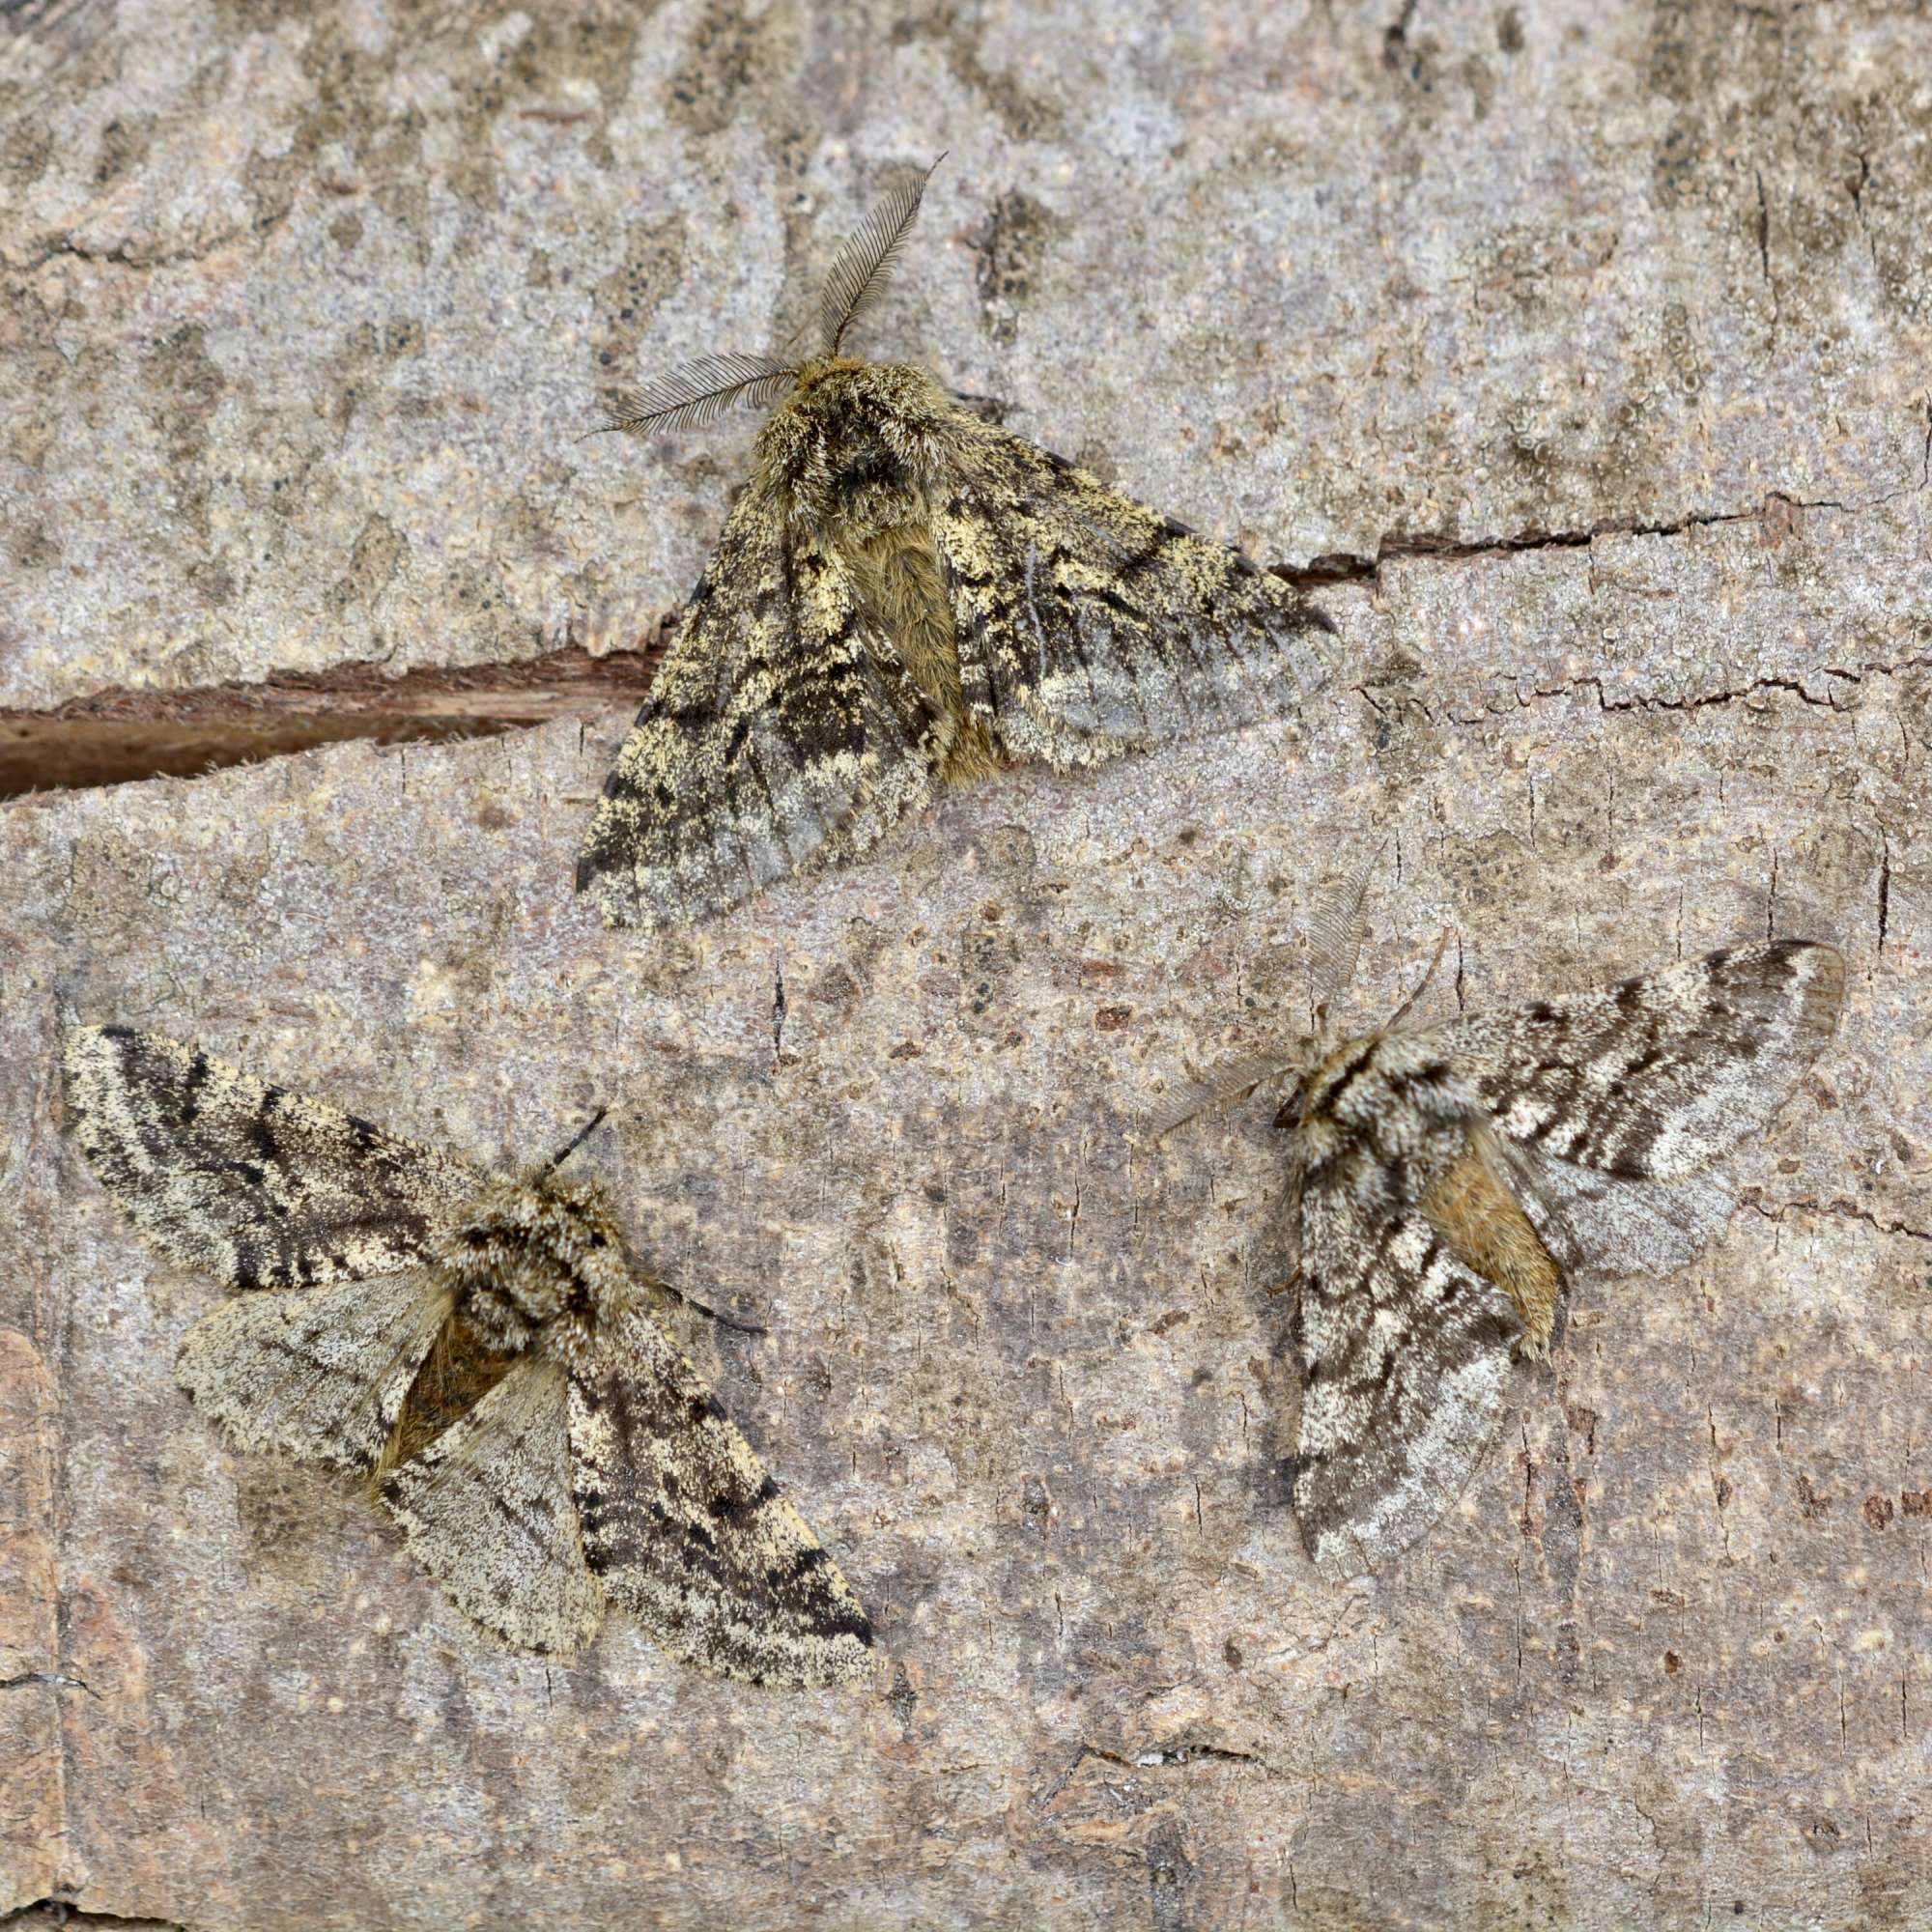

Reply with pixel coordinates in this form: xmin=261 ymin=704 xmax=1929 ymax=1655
xmin=61 ymin=1024 xmax=875 ymax=1689
xmin=1237 ymin=938 xmax=1843 ymax=1581
xmin=578 ymin=159 xmax=1336 ymax=930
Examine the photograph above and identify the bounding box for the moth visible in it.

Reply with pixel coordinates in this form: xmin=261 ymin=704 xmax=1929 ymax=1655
xmin=61 ymin=1025 xmax=876 ymax=1689
xmin=1152 ymin=902 xmax=1845 ymax=1581
xmin=577 ymin=159 xmax=1334 ymax=929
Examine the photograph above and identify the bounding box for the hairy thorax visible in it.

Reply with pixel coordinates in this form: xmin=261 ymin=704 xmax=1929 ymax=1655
xmin=753 ymin=358 xmax=1001 ymax=781
xmin=751 ymin=358 xmax=961 ymax=526
xmin=433 ymin=1172 xmax=638 ymax=1351
xmin=1285 ymin=1031 xmax=1560 ymax=1348
xmin=384 ymin=1174 xmax=639 ymax=1471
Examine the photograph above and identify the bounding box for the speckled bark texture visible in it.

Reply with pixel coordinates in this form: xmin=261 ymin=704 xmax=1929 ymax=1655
xmin=3 ymin=2 xmax=1929 ymax=1929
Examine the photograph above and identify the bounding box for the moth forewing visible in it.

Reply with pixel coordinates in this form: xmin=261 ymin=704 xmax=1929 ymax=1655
xmin=1290 ymin=1168 xmax=1522 ymax=1586
xmin=63 ymin=1027 xmax=877 ymax=1686
xmin=577 ymin=166 xmax=1334 ymax=931
xmin=61 ymin=1023 xmax=475 ymax=1289
xmin=1277 ymin=937 xmax=1844 ymax=1580
xmin=568 ymin=1308 xmax=878 ymax=1690
xmin=1439 ymin=940 xmax=1847 ymax=1184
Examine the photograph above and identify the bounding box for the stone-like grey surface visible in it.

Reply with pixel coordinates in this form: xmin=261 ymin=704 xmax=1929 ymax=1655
xmin=5 ymin=2 xmax=1931 ymax=1927
xmin=3 ymin=486 xmax=1927 ymax=1927
xmin=4 ymin=0 xmax=1929 ymax=705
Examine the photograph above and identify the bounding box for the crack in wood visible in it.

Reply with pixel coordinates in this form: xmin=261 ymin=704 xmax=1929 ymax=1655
xmin=1 ymin=1906 xmax=189 ymax=1932
xmin=0 ymin=485 xmax=1908 ymax=800
xmin=0 ymin=644 xmax=660 ymax=800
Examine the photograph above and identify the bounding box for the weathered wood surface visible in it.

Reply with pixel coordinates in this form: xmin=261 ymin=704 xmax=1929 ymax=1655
xmin=3 ymin=2 xmax=1930 ymax=1928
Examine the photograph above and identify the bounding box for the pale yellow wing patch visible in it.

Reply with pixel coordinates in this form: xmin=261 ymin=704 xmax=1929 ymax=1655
xmin=574 ymin=489 xmax=943 ymax=930
xmin=931 ymin=425 xmax=1334 ymax=766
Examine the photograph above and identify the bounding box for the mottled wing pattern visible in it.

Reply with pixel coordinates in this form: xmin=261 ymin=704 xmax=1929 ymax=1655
xmin=575 ymin=485 xmax=945 ymax=929
xmin=382 ymin=1356 xmax=607 ymax=1658
xmin=1293 ymin=1224 xmax=1521 ymax=1583
xmin=568 ymin=1308 xmax=875 ymax=1690
xmin=930 ymin=425 xmax=1334 ymax=764
xmin=1290 ymin=941 xmax=1843 ymax=1578
xmin=1436 ymin=941 xmax=1845 ymax=1181
xmin=63 ymin=1026 xmax=475 ymax=1289
xmin=176 ymin=1271 xmax=452 ymax=1470
xmin=1290 ymin=1051 xmax=1526 ymax=1579
xmin=1492 ymin=1143 xmax=1740 ymax=1296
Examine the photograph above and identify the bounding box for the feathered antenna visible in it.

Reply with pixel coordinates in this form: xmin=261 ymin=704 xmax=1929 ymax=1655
xmin=1383 ymin=927 xmax=1453 ymax=1034
xmin=1137 ymin=840 xmax=1390 ymax=1141
xmin=1135 ymin=1047 xmax=1302 ymax=1141
xmin=1306 ymin=838 xmax=1387 ymax=1025
xmin=818 ymin=154 xmax=947 ymax=355
xmin=591 ymin=353 xmax=800 ymax=440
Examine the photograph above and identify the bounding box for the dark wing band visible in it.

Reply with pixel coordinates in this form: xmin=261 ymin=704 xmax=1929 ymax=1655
xmin=1433 ymin=941 xmax=1845 ymax=1181
xmin=576 ymin=488 xmax=944 ymax=929
xmin=567 ymin=1307 xmax=875 ymax=1689
xmin=930 ymin=427 xmax=1334 ymax=765
xmin=63 ymin=1026 xmax=474 ymax=1290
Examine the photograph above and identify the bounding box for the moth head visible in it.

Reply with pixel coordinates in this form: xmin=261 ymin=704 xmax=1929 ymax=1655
xmin=1269 ymin=924 xmax=1455 ymax=1133
xmin=439 ymin=1113 xmax=635 ymax=1347
xmin=589 ymin=156 xmax=945 ymax=442
xmin=1266 ymin=1038 xmax=1332 ymax=1136
xmin=1268 ymin=1031 xmax=1370 ymax=1137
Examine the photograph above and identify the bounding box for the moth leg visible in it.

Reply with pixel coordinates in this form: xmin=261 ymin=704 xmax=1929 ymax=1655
xmin=948 ymin=389 xmax=1011 ymax=423
xmin=650 ymin=1281 xmax=767 ymax=1337
xmin=1419 ymin=1127 xmax=1561 ymax=1358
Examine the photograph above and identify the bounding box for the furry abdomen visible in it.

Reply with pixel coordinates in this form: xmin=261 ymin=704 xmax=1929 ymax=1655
xmin=755 ymin=357 xmax=1001 ymax=781
xmin=854 ymin=521 xmax=1001 ymax=781
xmin=1292 ymin=1032 xmax=1559 ymax=1348
xmin=1416 ymin=1129 xmax=1560 ymax=1353
xmin=384 ymin=1172 xmax=640 ymax=1470
xmin=383 ymin=1312 xmax=519 ymax=1472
